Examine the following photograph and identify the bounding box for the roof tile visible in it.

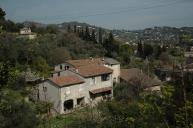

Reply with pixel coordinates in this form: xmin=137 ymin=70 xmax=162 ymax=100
xmin=49 ymin=75 xmax=84 ymax=87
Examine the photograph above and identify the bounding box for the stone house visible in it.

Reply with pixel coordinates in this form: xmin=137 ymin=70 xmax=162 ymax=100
xmin=38 ymin=58 xmax=118 ymax=114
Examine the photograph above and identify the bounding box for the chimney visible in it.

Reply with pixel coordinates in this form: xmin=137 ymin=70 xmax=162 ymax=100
xmin=89 ymin=57 xmax=93 ymax=61
xmin=102 ymin=57 xmax=105 ymax=61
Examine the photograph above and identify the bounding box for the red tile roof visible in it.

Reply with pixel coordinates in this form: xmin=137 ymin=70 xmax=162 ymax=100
xmin=48 ymin=76 xmax=84 ymax=87
xmin=90 ymin=87 xmax=112 ymax=94
xmin=120 ymin=68 xmax=162 ymax=88
xmin=76 ymin=65 xmax=113 ymax=77
xmin=66 ymin=58 xmax=104 ymax=67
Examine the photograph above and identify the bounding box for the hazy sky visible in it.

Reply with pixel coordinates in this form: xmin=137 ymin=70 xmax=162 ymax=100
xmin=0 ymin=0 xmax=193 ymax=30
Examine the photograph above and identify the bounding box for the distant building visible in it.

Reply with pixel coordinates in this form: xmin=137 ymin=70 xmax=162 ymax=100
xmin=184 ymin=52 xmax=193 ymax=58
xmin=190 ymin=46 xmax=193 ymax=52
xmin=120 ymin=68 xmax=162 ymax=91
xmin=20 ymin=27 xmax=32 ymax=35
xmin=184 ymin=57 xmax=193 ymax=72
xmin=19 ymin=27 xmax=36 ymax=39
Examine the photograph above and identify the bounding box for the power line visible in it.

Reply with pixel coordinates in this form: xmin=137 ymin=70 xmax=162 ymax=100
xmin=29 ymin=0 xmax=185 ymax=22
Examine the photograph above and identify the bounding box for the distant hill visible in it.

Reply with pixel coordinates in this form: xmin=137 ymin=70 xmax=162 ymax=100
xmin=21 ymin=21 xmax=193 ymax=44
xmin=112 ymin=26 xmax=193 ymax=44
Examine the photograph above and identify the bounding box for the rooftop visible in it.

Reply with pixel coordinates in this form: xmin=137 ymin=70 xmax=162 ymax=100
xmin=66 ymin=58 xmax=104 ymax=67
xmin=104 ymin=57 xmax=120 ymax=65
xmin=120 ymin=68 xmax=162 ymax=88
xmin=76 ymin=64 xmax=113 ymax=77
xmin=66 ymin=57 xmax=119 ymax=67
xmin=48 ymin=75 xmax=84 ymax=87
xmin=90 ymin=87 xmax=112 ymax=94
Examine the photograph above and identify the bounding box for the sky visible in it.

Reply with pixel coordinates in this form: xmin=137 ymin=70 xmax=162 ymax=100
xmin=0 ymin=0 xmax=193 ymax=30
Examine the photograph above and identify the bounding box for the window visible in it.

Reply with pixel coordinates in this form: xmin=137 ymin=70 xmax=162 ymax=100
xmin=65 ymin=66 xmax=69 ymax=70
xmin=43 ymin=86 xmax=47 ymax=92
xmin=58 ymin=72 xmax=60 ymax=76
xmin=90 ymin=77 xmax=96 ymax=85
xmin=101 ymin=74 xmax=110 ymax=81
xmin=60 ymin=65 xmax=63 ymax=70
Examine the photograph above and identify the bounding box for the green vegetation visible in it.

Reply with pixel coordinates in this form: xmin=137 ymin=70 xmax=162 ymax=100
xmin=1 ymin=7 xmax=193 ymax=128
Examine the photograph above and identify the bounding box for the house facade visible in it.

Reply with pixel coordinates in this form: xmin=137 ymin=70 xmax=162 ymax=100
xmin=19 ymin=27 xmax=37 ymax=39
xmin=38 ymin=58 xmax=117 ymax=114
xmin=20 ymin=27 xmax=32 ymax=35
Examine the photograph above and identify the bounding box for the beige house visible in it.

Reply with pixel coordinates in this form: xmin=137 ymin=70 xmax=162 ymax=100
xmin=38 ymin=58 xmax=117 ymax=114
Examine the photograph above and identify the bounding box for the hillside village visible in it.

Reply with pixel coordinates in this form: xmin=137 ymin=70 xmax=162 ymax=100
xmin=1 ymin=7 xmax=193 ymax=128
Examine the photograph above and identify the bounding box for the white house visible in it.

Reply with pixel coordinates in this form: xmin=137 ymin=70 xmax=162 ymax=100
xmin=19 ymin=27 xmax=36 ymax=39
xmin=20 ymin=27 xmax=32 ymax=35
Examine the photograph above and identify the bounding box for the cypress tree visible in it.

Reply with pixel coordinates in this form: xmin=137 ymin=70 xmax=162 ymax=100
xmin=91 ymin=29 xmax=97 ymax=43
xmin=98 ymin=28 xmax=102 ymax=44
xmin=73 ymin=24 xmax=77 ymax=33
xmin=85 ymin=26 xmax=90 ymax=40
xmin=137 ymin=40 xmax=143 ymax=57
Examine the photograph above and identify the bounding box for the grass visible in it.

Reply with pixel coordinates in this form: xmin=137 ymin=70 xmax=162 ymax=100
xmin=38 ymin=113 xmax=74 ymax=128
xmin=37 ymin=108 xmax=86 ymax=128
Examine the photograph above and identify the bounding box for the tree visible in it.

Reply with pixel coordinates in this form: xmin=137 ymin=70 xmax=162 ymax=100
xmin=32 ymin=56 xmax=50 ymax=77
xmin=50 ymin=47 xmax=71 ymax=65
xmin=108 ymin=32 xmax=114 ymax=43
xmin=91 ymin=29 xmax=97 ymax=43
xmin=0 ymin=8 xmax=6 ymax=20
xmin=73 ymin=24 xmax=77 ymax=33
xmin=0 ymin=26 xmax=4 ymax=33
xmin=98 ymin=28 xmax=102 ymax=44
xmin=119 ymin=45 xmax=132 ymax=64
xmin=143 ymin=44 xmax=153 ymax=58
xmin=85 ymin=26 xmax=90 ymax=40
xmin=137 ymin=40 xmax=143 ymax=57
xmin=0 ymin=89 xmax=39 ymax=128
xmin=46 ymin=25 xmax=58 ymax=34
xmin=154 ymin=45 xmax=162 ymax=59
xmin=67 ymin=24 xmax=71 ymax=33
xmin=0 ymin=61 xmax=12 ymax=88
xmin=159 ymin=52 xmax=170 ymax=64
